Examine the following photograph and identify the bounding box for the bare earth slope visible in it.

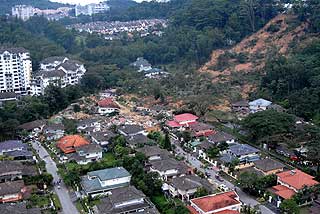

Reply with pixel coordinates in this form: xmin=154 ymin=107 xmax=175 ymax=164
xmin=199 ymin=14 xmax=308 ymax=110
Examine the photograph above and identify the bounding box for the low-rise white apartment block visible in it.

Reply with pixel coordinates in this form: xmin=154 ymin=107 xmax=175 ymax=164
xmin=75 ymin=3 xmax=110 ymax=16
xmin=12 ymin=5 xmax=35 ymax=21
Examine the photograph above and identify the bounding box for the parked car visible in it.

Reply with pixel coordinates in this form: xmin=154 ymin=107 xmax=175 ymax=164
xmin=218 ymin=184 xmax=229 ymax=192
xmin=215 ymin=175 xmax=224 ymax=182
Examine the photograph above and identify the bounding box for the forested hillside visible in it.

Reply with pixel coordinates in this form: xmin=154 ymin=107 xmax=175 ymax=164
xmin=0 ymin=0 xmax=67 ymax=14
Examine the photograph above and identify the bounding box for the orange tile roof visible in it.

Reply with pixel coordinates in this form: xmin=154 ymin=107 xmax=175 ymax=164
xmin=216 ymin=210 xmax=240 ymax=214
xmin=98 ymin=98 xmax=120 ymax=109
xmin=277 ymin=169 xmax=319 ymax=190
xmin=272 ymin=185 xmax=296 ymax=199
xmin=190 ymin=191 xmax=240 ymax=213
xmin=187 ymin=205 xmax=198 ymax=214
xmin=57 ymin=135 xmax=90 ymax=154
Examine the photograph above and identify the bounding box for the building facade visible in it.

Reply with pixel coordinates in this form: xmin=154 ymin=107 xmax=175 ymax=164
xmin=12 ymin=5 xmax=35 ymax=21
xmin=75 ymin=3 xmax=110 ymax=16
xmin=0 ymin=48 xmax=32 ymax=97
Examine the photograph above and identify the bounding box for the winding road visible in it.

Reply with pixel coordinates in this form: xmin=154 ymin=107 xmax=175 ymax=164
xmin=31 ymin=141 xmax=79 ymax=214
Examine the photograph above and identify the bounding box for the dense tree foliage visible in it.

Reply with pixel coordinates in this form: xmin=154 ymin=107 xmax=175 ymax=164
xmin=238 ymin=172 xmax=277 ymax=196
xmin=260 ymin=39 xmax=320 ymax=121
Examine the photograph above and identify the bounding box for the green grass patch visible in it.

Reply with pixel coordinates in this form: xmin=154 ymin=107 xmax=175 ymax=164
xmin=28 ymin=194 xmax=51 ymax=208
xmin=51 ymin=194 xmax=62 ymax=211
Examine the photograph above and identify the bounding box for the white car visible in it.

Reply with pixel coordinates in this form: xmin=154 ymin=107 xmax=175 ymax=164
xmin=218 ymin=184 xmax=229 ymax=192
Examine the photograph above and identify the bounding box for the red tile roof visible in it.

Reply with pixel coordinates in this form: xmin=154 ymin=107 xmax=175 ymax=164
xmin=190 ymin=191 xmax=240 ymax=213
xmin=174 ymin=113 xmax=198 ymax=122
xmin=272 ymin=185 xmax=296 ymax=199
xmin=216 ymin=210 xmax=240 ymax=214
xmin=187 ymin=205 xmax=198 ymax=214
xmin=277 ymin=169 xmax=319 ymax=190
xmin=98 ymin=98 xmax=120 ymax=109
xmin=57 ymin=135 xmax=90 ymax=154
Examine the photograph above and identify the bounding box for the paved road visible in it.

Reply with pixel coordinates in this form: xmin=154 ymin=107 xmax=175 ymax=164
xmin=174 ymin=141 xmax=275 ymax=214
xmin=31 ymin=141 xmax=79 ymax=214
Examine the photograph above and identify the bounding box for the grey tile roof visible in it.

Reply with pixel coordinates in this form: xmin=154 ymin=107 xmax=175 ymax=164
xmin=208 ymin=132 xmax=235 ymax=143
xmin=5 ymin=150 xmax=33 ymax=158
xmin=44 ymin=123 xmax=65 ymax=131
xmin=118 ymin=125 xmax=144 ymax=135
xmin=151 ymin=158 xmax=188 ymax=173
xmin=40 ymin=56 xmax=67 ymax=64
xmin=37 ymin=69 xmax=65 ymax=78
xmin=0 ymin=92 xmax=17 ymax=100
xmin=136 ymin=145 xmax=170 ymax=159
xmin=0 ymin=180 xmax=24 ymax=196
xmin=126 ymin=134 xmax=153 ymax=146
xmin=18 ymin=120 xmax=47 ymax=131
xmin=57 ymin=61 xmax=80 ymax=71
xmin=219 ymin=153 xmax=236 ymax=164
xmin=76 ymin=144 xmax=102 ymax=154
xmin=254 ymin=158 xmax=285 ymax=172
xmin=228 ymin=144 xmax=260 ymax=156
xmin=95 ymin=186 xmax=158 ymax=214
xmin=0 ymin=203 xmax=41 ymax=214
xmin=232 ymin=100 xmax=249 ymax=107
xmin=189 ymin=122 xmax=214 ymax=132
xmin=171 ymin=175 xmax=213 ymax=192
xmin=0 ymin=140 xmax=26 ymax=152
xmin=91 ymin=131 xmax=116 ymax=142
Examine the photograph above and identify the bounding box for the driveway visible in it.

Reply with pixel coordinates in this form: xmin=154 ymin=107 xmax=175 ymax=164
xmin=174 ymin=141 xmax=275 ymax=214
xmin=31 ymin=141 xmax=79 ymax=214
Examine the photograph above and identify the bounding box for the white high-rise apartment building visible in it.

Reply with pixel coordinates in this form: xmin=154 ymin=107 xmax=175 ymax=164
xmin=0 ymin=48 xmax=32 ymax=96
xmin=12 ymin=5 xmax=35 ymax=21
xmin=75 ymin=3 xmax=110 ymax=16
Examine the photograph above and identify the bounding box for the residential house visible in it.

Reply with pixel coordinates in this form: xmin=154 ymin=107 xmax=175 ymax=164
xmin=91 ymin=131 xmax=116 ymax=147
xmin=193 ymin=140 xmax=216 ymax=165
xmin=81 ymin=167 xmax=131 ymax=197
xmin=131 ymin=57 xmax=152 ymax=72
xmin=0 ymin=180 xmax=26 ymax=203
xmin=167 ymin=113 xmax=199 ymax=129
xmin=136 ymin=145 xmax=170 ymax=162
xmin=0 ymin=203 xmax=41 ymax=214
xmin=57 ymin=135 xmax=90 ymax=154
xmin=144 ymin=68 xmax=169 ymax=79
xmin=18 ymin=119 xmax=46 ymax=134
xmin=231 ymin=100 xmax=250 ymax=117
xmin=43 ymin=123 xmax=65 ymax=140
xmin=189 ymin=123 xmax=215 ymax=137
xmin=97 ymin=98 xmax=120 ymax=115
xmin=39 ymin=56 xmax=68 ymax=70
xmin=118 ymin=124 xmax=147 ymax=137
xmin=254 ymin=158 xmax=285 ymax=175
xmin=150 ymin=158 xmax=189 ymax=181
xmin=68 ymin=144 xmax=103 ymax=165
xmin=249 ymin=98 xmax=272 ymax=113
xmin=166 ymin=175 xmax=213 ymax=201
xmin=208 ymin=131 xmax=236 ymax=145
xmin=187 ymin=191 xmax=241 ymax=214
xmin=126 ymin=134 xmax=154 ymax=148
xmin=0 ymin=140 xmax=32 ymax=160
xmin=0 ymin=161 xmax=36 ymax=182
xmin=93 ymin=186 xmax=159 ymax=214
xmin=271 ymin=169 xmax=319 ymax=206
xmin=77 ymin=118 xmax=101 ymax=132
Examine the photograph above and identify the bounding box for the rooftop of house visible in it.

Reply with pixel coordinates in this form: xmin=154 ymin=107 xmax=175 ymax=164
xmin=150 ymin=158 xmax=188 ymax=174
xmin=249 ymin=98 xmax=272 ymax=107
xmin=88 ymin=167 xmax=130 ymax=181
xmin=57 ymin=135 xmax=90 ymax=154
xmin=81 ymin=167 xmax=131 ymax=193
xmin=228 ymin=144 xmax=260 ymax=156
xmin=170 ymin=175 xmax=213 ymax=192
xmin=18 ymin=120 xmax=47 ymax=131
xmin=5 ymin=149 xmax=33 ymax=158
xmin=190 ymin=191 xmax=240 ymax=213
xmin=77 ymin=118 xmax=100 ymax=127
xmin=98 ymin=98 xmax=120 ymax=109
xmin=276 ymin=169 xmax=319 ymax=190
xmin=0 ymin=140 xmax=26 ymax=151
xmin=43 ymin=123 xmax=65 ymax=131
xmin=37 ymin=69 xmax=65 ymax=78
xmin=174 ymin=113 xmax=198 ymax=122
xmin=208 ymin=131 xmax=235 ymax=143
xmin=232 ymin=100 xmax=249 ymax=107
xmin=95 ymin=186 xmax=158 ymax=214
xmin=126 ymin=134 xmax=154 ymax=147
xmin=254 ymin=158 xmax=285 ymax=172
xmin=271 ymin=185 xmax=296 ymax=200
xmin=189 ymin=122 xmax=215 ymax=132
xmin=0 ymin=180 xmax=24 ymax=196
xmin=75 ymin=144 xmax=102 ymax=154
xmin=0 ymin=161 xmax=36 ymax=177
xmin=57 ymin=61 xmax=81 ymax=71
xmin=91 ymin=131 xmax=116 ymax=142
xmin=40 ymin=56 xmax=68 ymax=64
xmin=118 ymin=124 xmax=145 ymax=135
xmin=136 ymin=145 xmax=170 ymax=159
xmin=0 ymin=203 xmax=41 ymax=214
xmin=132 ymin=57 xmax=151 ymax=67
